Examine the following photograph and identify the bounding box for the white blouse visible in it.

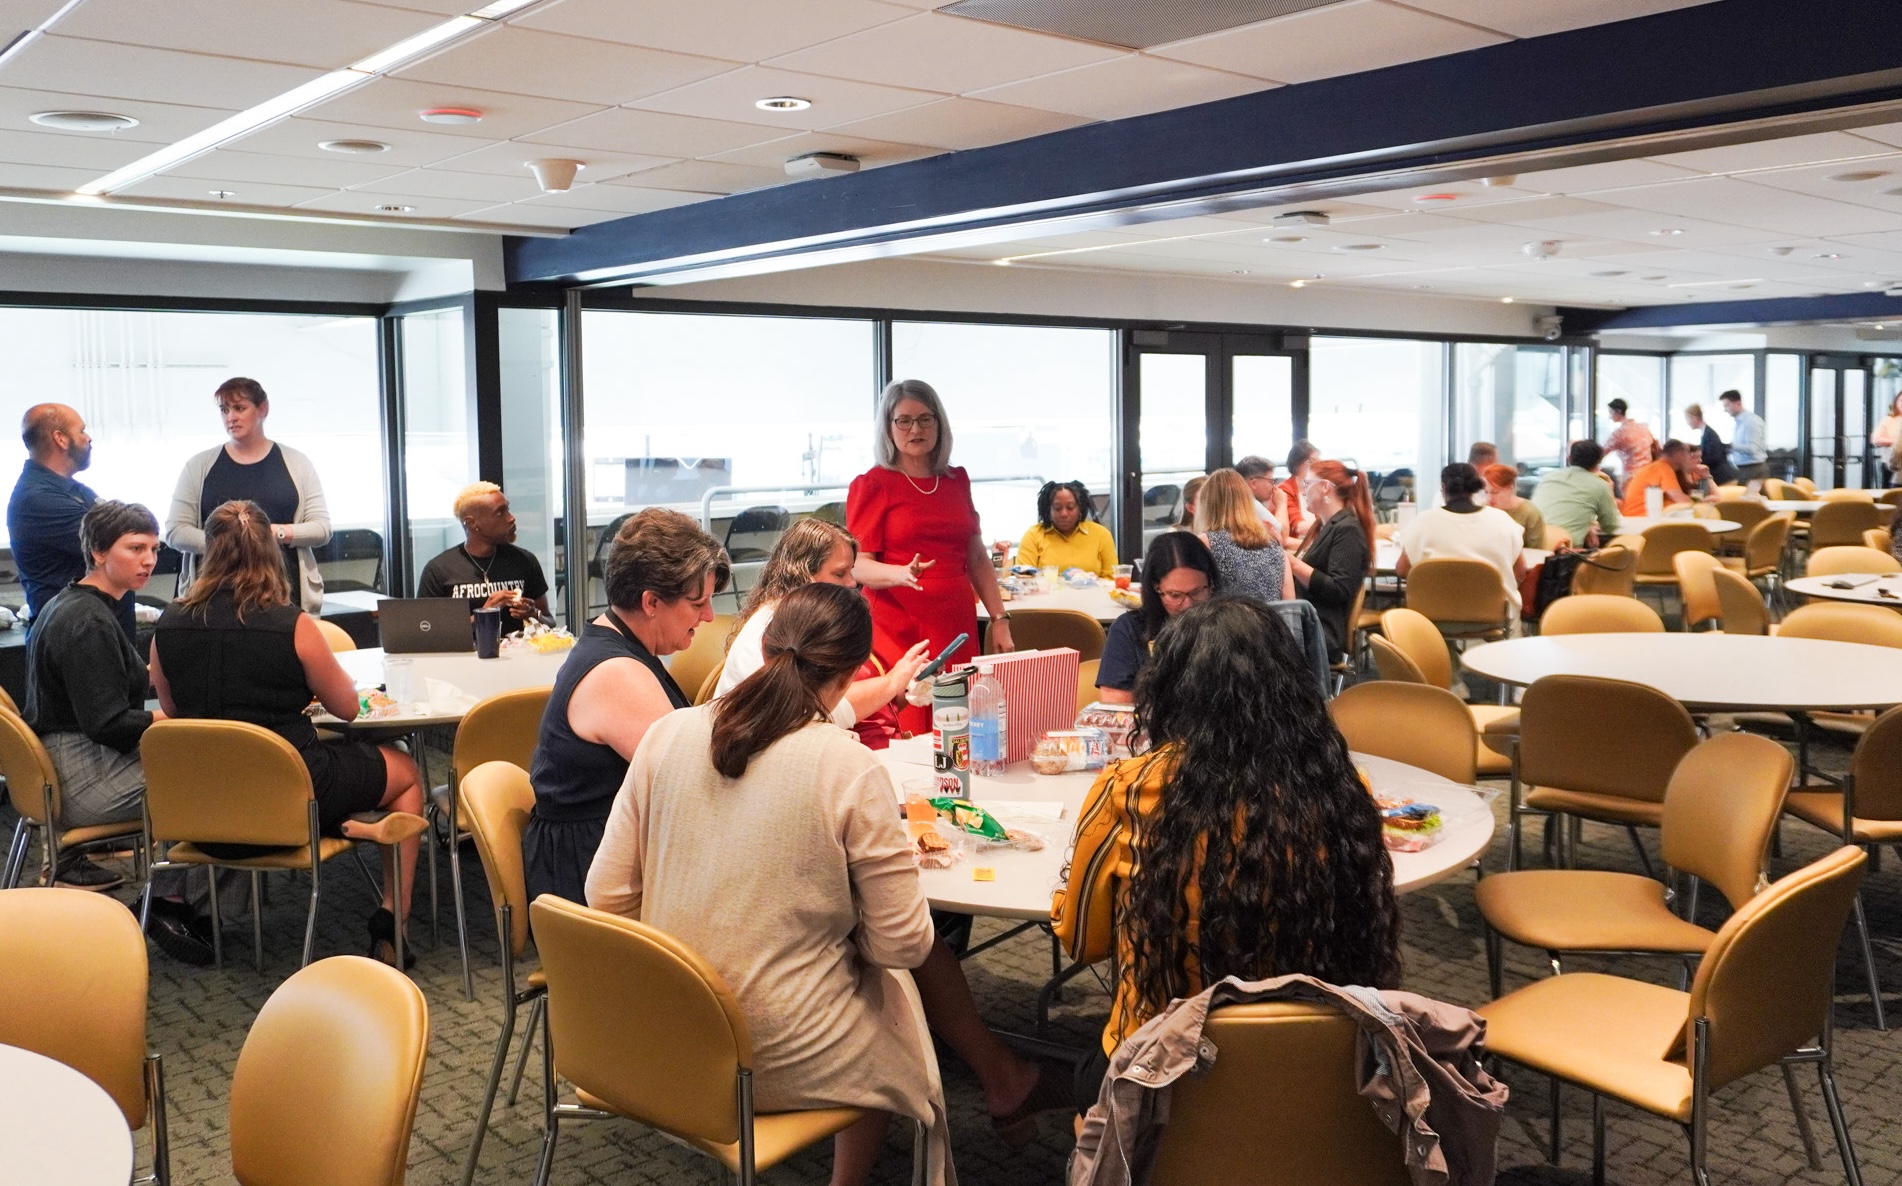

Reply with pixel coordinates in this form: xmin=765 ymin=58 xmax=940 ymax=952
xmin=713 ymin=603 xmax=859 ymax=729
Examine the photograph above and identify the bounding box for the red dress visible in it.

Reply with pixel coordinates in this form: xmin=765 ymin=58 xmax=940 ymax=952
xmin=848 ymin=464 xmax=982 ymax=734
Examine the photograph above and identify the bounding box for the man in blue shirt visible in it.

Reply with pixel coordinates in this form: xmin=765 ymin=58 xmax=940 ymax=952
xmin=1721 ymin=390 xmax=1770 ymax=486
xmin=7 ymin=404 xmax=134 ymax=637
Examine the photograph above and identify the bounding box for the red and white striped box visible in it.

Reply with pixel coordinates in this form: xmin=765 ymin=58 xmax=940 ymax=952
xmin=975 ymin=647 xmax=1081 ymax=765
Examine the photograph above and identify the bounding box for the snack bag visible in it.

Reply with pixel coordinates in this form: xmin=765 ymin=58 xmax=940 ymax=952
xmin=1030 ymin=728 xmax=1109 ymax=774
xmin=1074 ymin=703 xmax=1136 ymax=758
xmin=1378 ymin=798 xmax=1443 ymax=852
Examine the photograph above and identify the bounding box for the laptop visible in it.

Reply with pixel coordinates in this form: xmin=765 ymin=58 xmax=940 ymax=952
xmin=378 ymin=598 xmax=475 ymax=654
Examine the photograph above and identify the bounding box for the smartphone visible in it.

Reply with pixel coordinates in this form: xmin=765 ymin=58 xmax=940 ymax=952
xmin=912 ymin=632 xmax=971 ymax=682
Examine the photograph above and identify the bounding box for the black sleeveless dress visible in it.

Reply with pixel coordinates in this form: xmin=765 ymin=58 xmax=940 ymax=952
xmin=523 ymin=613 xmax=688 ymax=906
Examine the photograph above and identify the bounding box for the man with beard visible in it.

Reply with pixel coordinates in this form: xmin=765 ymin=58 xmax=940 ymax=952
xmin=8 ymin=403 xmax=135 ymax=640
xmin=417 ymin=481 xmax=550 ymax=635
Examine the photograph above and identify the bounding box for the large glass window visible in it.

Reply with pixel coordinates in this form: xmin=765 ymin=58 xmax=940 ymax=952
xmin=1311 ymin=337 xmax=1445 ymax=510
xmin=1597 ymin=354 xmax=1666 ymax=445
xmin=1229 ymin=355 xmax=1293 ymax=470
xmin=499 ymin=306 xmax=564 ymax=624
xmin=1454 ymin=344 xmax=1564 ymax=474
xmin=1765 ymin=353 xmax=1801 ymax=473
xmin=1670 ymin=353 xmax=1756 ymax=448
xmin=892 ymin=321 xmax=1116 ymax=553
xmin=399 ymin=307 xmax=470 ymax=590
xmin=1134 ymin=352 xmax=1206 ymax=543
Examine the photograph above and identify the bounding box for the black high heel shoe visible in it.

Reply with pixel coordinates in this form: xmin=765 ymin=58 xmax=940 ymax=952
xmin=367 ymin=908 xmax=416 ymax=970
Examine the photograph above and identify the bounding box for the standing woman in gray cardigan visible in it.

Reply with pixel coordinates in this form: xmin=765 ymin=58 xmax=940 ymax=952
xmin=166 ymin=377 xmax=331 ymax=613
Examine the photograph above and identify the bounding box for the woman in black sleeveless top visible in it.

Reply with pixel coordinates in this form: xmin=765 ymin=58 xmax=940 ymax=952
xmin=524 ymin=508 xmax=731 ymax=906
xmin=151 ymin=500 xmax=424 ymax=966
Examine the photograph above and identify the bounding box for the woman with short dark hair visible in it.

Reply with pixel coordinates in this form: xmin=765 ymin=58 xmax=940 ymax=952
xmin=523 ymin=507 xmax=730 ymax=906
xmin=1093 ymin=532 xmax=1218 ymax=704
xmin=1016 ymin=480 xmax=1117 ymax=576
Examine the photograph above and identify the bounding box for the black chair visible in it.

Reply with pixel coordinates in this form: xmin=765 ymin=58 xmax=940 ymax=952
xmin=1142 ymin=484 xmax=1181 ymax=528
xmin=314 ymin=530 xmax=384 ymax=593
xmin=724 ymin=506 xmax=791 ymax=563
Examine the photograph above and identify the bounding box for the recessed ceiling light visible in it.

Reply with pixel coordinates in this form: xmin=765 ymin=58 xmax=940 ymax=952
xmin=1591 ymin=270 xmax=1627 ymax=277
xmin=1813 ymin=252 xmax=1846 ymax=259
xmin=1414 ymin=193 xmax=1459 ymax=202
xmin=1265 ymin=235 xmax=1305 ymax=243
xmin=1230 ymin=269 xmax=1251 ymax=275
xmin=1769 ymin=246 xmax=1795 ymax=256
xmin=374 ymin=203 xmax=414 ymax=213
xmin=1642 ymin=274 xmax=1668 ymax=281
xmin=1828 ymin=170 xmax=1888 ymax=183
xmin=319 ymin=138 xmax=391 ymax=154
xmin=420 ymin=107 xmax=482 ymax=124
xmin=755 ymin=96 xmax=812 ymax=112
xmin=29 ymin=110 xmax=139 ymax=132
xmin=992 ymin=258 xmax=1011 ymax=266
xmin=209 ymin=189 xmax=236 ymax=199
xmin=1501 ymin=297 xmax=1515 ymax=304
xmin=1336 ymin=243 xmax=1383 ymax=252
xmin=1729 ymin=283 xmax=1757 ymax=290
xmin=1289 ymin=279 xmax=1307 ymax=288
xmin=1650 ymin=228 xmax=1684 ymax=236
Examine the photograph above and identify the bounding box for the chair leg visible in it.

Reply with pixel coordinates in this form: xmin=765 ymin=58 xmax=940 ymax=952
xmin=145 ymin=1053 xmax=169 ymax=1186
xmin=532 ymin=1001 xmax=560 ymax=1186
xmin=206 ymin=867 xmax=223 ymax=969
xmin=301 ymin=866 xmax=321 ymax=968
xmin=2 ymin=819 xmax=29 ymax=887
xmin=1591 ymin=1092 xmax=1606 ymax=1186
xmin=1780 ymin=1061 xmax=1823 ymax=1171
xmin=1626 ymin=826 xmax=1657 ymax=879
xmin=449 ymin=781 xmax=474 ymax=1001
xmin=1818 ymin=1057 xmax=1866 ymax=1186
xmin=250 ymin=870 xmax=264 ymax=974
xmin=1685 ymin=876 xmax=1703 ymax=926
xmin=390 ymin=843 xmax=407 ymax=974
xmin=1485 ymin=926 xmax=1503 ymax=1000
xmin=1851 ymin=890 xmax=1887 ymax=1031
xmin=508 ymin=995 xmax=544 ymax=1105
xmin=461 ymin=991 xmax=521 ymax=1186
xmin=912 ymin=1117 xmax=928 ymax=1186
xmin=1548 ymin=1076 xmax=1562 ymax=1165
xmin=426 ymin=800 xmax=440 ymax=947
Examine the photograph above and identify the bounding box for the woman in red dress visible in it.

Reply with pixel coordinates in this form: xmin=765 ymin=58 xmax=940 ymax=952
xmin=848 ymin=379 xmax=1015 ymax=734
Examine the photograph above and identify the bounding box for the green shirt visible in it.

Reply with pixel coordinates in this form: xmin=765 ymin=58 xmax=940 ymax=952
xmin=1531 ymin=467 xmax=1622 ymax=543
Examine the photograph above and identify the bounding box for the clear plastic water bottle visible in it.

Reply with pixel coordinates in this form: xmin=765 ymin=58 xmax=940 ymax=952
xmin=968 ymin=663 xmax=1009 ymax=776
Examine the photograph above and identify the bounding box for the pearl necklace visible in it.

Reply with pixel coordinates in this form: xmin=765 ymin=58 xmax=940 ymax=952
xmin=902 ymin=469 xmax=940 ymax=495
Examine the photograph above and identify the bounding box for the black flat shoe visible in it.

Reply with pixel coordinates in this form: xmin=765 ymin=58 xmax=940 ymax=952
xmin=367 ymin=907 xmax=416 ymax=971
xmin=145 ymin=900 xmax=214 ymax=966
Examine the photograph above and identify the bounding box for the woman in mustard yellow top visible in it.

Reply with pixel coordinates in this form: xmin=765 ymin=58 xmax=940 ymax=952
xmin=1016 ymin=481 xmax=1117 ymax=576
xmin=1051 ymin=596 xmax=1401 ymax=1111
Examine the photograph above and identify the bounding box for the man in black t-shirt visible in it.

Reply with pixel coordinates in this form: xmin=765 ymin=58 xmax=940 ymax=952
xmin=416 ymin=481 xmax=550 ymax=635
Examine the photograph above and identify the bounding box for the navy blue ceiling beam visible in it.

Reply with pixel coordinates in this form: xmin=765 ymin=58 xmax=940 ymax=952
xmin=1561 ymin=291 xmax=1902 ymax=332
xmin=507 ymin=0 xmax=1902 ymax=287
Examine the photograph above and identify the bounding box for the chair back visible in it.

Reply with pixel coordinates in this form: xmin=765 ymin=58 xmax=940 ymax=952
xmin=1404 ymin=557 xmax=1508 ymax=629
xmin=229 ymin=955 xmax=429 ymax=1186
xmin=1635 ymin=523 xmax=1714 ymax=576
xmin=1805 ymin=545 xmax=1901 ymax=577
xmin=531 ymin=896 xmax=749 ymax=1148
xmin=1687 ymin=847 xmax=1865 ymax=1092
xmin=1329 ymin=682 xmax=1476 ymax=785
xmin=1809 ymin=500 xmax=1881 ymax=550
xmin=452 ymin=686 xmax=552 ymax=782
xmin=1777 ymin=602 xmax=1902 ymax=649
xmin=0 ymin=685 xmax=16 ymax=716
xmin=722 ymin=506 xmax=790 ymax=563
xmin=1848 ymin=706 xmax=1902 ymax=822
xmin=1742 ymin=512 xmax=1793 ymax=573
xmin=1863 ymin=527 xmax=1893 ymax=554
xmin=1076 ymin=659 xmax=1102 ymax=712
xmin=1542 ymin=524 xmax=1572 ymax=550
xmin=142 ymin=720 xmax=314 ymax=848
xmin=1517 ymin=676 xmax=1697 ymax=804
xmin=1539 ymin=594 xmax=1664 ymax=636
xmin=1793 ymin=476 xmax=1819 ymax=494
xmin=1570 ymin=544 xmax=1637 ymax=597
xmin=1149 ymin=1001 xmax=1410 ymax=1186
xmin=694 ymin=662 xmax=723 ymax=706
xmin=1376 ymin=609 xmax=1452 ymax=690
xmin=1714 ymin=499 xmax=1772 ymax=537
xmin=0 ymin=709 xmax=62 ymax=827
xmin=0 ymin=888 xmax=150 ymax=1126
xmin=665 ymin=614 xmax=735 ymax=706
xmin=1008 ymin=608 xmax=1106 ymax=661
xmin=1762 ymin=478 xmax=1799 ymax=500
xmin=460 ymin=761 xmax=537 ymax=959
xmin=315 ymin=620 xmax=357 ymax=652
xmin=1671 ymin=552 xmax=1724 ymax=628
xmin=1877 ymin=488 xmax=1902 ymax=507
xmin=1659 ymin=733 xmax=1792 ymax=911
xmin=1367 ymin=635 xmax=1426 ymax=684
xmin=1710 ymin=568 xmax=1770 ymax=635
xmin=1821 ymin=488 xmax=1875 ymax=502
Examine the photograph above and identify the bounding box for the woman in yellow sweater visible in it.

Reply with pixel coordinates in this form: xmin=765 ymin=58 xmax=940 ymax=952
xmin=1016 ymin=480 xmax=1117 ymax=576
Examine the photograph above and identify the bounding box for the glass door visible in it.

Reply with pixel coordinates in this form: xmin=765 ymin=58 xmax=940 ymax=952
xmin=395 ymin=306 xmax=473 ymax=593
xmin=1807 ymin=357 xmax=1870 ymax=489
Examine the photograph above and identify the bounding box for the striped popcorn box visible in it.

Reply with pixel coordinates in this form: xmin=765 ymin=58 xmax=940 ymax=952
xmin=976 ymin=647 xmax=1081 ymax=765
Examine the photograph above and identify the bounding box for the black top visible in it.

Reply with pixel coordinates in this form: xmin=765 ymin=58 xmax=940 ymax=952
xmin=25 ymin=583 xmax=151 ymax=752
xmin=1296 ymin=508 xmax=1371 ymax=660
xmin=200 ymin=444 xmax=298 ymax=579
xmin=1095 ymin=612 xmax=1147 ymax=693
xmin=416 ymin=543 xmax=549 ymax=636
xmin=1698 ymin=424 xmax=1737 ymax=485
xmin=153 ymin=591 xmax=317 ymax=750
xmin=530 ymin=614 xmax=687 ymax=823
xmin=7 ymin=461 xmax=135 ymax=637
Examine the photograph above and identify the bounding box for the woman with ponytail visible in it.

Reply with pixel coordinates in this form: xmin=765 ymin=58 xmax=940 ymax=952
xmin=1289 ymin=459 xmax=1375 ymax=661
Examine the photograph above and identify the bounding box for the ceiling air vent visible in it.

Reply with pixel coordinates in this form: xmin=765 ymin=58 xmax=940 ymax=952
xmin=938 ymin=0 xmax=1352 ymax=50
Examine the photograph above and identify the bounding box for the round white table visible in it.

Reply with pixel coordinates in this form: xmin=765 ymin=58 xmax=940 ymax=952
xmin=327 ymin=646 xmax=570 ymax=728
xmin=1462 ymin=632 xmax=1902 ymax=712
xmin=983 ymin=581 xmax=1127 ymax=624
xmin=1786 ymin=573 xmax=1902 ymax=607
xmin=1763 ymin=499 xmax=1826 ymax=515
xmin=879 ymin=738 xmax=1494 ymax=919
xmin=0 ymin=1044 xmax=133 ymax=1186
xmin=1618 ymin=517 xmax=1741 ymax=535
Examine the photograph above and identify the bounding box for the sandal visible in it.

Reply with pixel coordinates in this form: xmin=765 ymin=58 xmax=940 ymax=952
xmin=366 ymin=907 xmax=416 ymax=971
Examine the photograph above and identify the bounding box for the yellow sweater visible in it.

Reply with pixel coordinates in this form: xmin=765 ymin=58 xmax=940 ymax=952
xmin=1016 ymin=520 xmax=1118 ymax=577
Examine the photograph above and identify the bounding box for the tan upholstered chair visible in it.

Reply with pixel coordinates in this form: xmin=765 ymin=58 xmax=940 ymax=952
xmin=1076 ymin=659 xmax=1101 ymax=712
xmin=1478 ymin=733 xmax=1791 ymax=997
xmin=140 ymin=719 xmax=427 ymax=971
xmin=1783 ymin=705 xmax=1902 ymax=1031
xmin=0 ymin=708 xmax=146 ymax=889
xmin=1806 ymin=546 xmax=1901 ymax=577
xmin=694 ymin=662 xmax=724 ymax=706
xmin=1632 ymin=524 xmax=1714 ymax=606
xmin=1506 ymin=676 xmax=1699 ymax=875
xmin=1711 ymin=568 xmax=1771 ymax=635
xmin=1713 ymin=499 xmax=1771 ymax=558
xmin=0 ymin=685 xmax=18 ymax=716
xmin=1479 ymin=846 xmax=1868 ymax=1186
xmin=0 ymin=887 xmax=169 ymax=1185
xmin=1543 ymin=525 xmax=1573 ymax=551
xmin=1672 ymin=552 xmax=1725 ymax=630
xmin=1809 ymin=500 xmax=1882 ymax=551
xmin=665 ymin=614 xmax=735 ymax=707
xmin=528 ymin=895 xmax=925 ymax=1186
xmin=1714 ymin=485 xmax=1748 ymax=499
xmin=1780 ymin=602 xmax=1902 ymax=649
xmin=459 ymin=761 xmax=547 ymax=1186
xmin=1877 ymin=489 xmax=1902 ymax=507
xmin=1538 ymin=595 xmax=1664 ymax=636
xmin=1148 ymin=1002 xmax=1410 ymax=1186
xmin=1762 ymin=477 xmax=1801 ymax=500
xmin=1821 ymin=487 xmax=1876 ymax=502
xmin=1375 ymin=609 xmax=1515 ymax=778
xmin=1721 ymin=512 xmax=1793 ymax=591
xmin=1405 ymin=556 xmax=1511 ymax=641
xmin=1570 ymin=544 xmax=1637 ymax=598
xmin=315 ymin=619 xmax=357 ymax=652
xmin=1333 ymin=578 xmax=1369 ymax=691
xmin=229 ymin=955 xmax=428 ymax=1186
xmin=1008 ymin=608 xmax=1106 ymax=661
xmin=1863 ymin=527 xmax=1893 ymax=554
xmin=1793 ymin=476 xmax=1819 ymax=494
xmin=1330 ymin=681 xmax=1477 ymax=785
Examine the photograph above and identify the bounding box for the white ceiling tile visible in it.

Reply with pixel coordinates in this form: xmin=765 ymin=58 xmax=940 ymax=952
xmin=518 ymin=182 xmax=710 ymax=213
xmin=0 ymin=85 xmax=231 ymax=145
xmin=455 ymin=200 xmax=649 ymax=228
xmin=1732 ymin=155 xmax=1902 ymax=203
xmin=51 ymin=0 xmax=447 ymax=70
xmin=1398 ymin=0 xmax=1719 ymax=38
xmin=630 ymin=65 xmax=937 ymax=131
xmin=115 ymin=174 xmax=340 ymax=206
xmin=1852 ymin=122 xmax=1902 ymax=151
xmin=303 ymin=77 xmax=610 ymax=140
xmin=1436 ymin=195 xmax=1629 ymax=225
xmin=1208 ymin=199 xmax=1403 ymax=223
xmin=427 ymin=138 xmax=674 ymax=182
xmin=704 ymin=130 xmax=939 ymax=171
xmin=0 ymin=126 xmax=164 ymax=171
xmin=293 ymin=188 xmax=497 ymax=217
xmin=394 ymin=25 xmax=739 ymax=106
xmin=1148 ymin=0 xmax=1507 ymax=85
xmin=1514 ymin=157 xmax=1703 ymax=193
xmin=223 ymin=116 xmax=495 ymax=168
xmin=825 ymin=96 xmax=1088 ymax=151
xmin=343 ymin=0 xmax=470 ymax=13
xmin=1325 ymin=181 xmax=1539 ymax=212
xmin=610 ymin=158 xmax=784 ymax=194
xmin=349 ymin=166 xmax=541 ymax=201
xmin=1650 ymin=131 xmax=1897 ymax=176
xmin=515 ymin=0 xmax=914 ymax=65
xmin=166 ymin=147 xmax=412 ymax=188
xmin=1611 ymin=176 xmax=1902 ymax=238
xmin=0 ymin=161 xmax=111 ymax=189
xmin=967 ymin=53 xmax=1269 ymax=121
xmin=767 ymin=12 xmax=1121 ymax=96
xmin=3 ymin=34 xmax=324 ymax=110
xmin=0 ymin=0 xmax=72 ymax=24
xmin=519 ymin=107 xmax=790 ymax=157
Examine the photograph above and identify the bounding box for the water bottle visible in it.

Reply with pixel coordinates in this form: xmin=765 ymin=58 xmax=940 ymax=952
xmin=931 ymin=669 xmax=971 ymax=799
xmin=968 ymin=662 xmax=1010 ymax=777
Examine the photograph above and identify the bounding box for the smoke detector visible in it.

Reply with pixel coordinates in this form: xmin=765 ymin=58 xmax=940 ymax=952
xmin=1523 ymin=240 xmax=1561 ymax=260
xmin=1272 ymin=210 xmax=1330 ymax=227
xmin=526 ymin=159 xmax=583 ymax=192
xmin=785 ymin=152 xmax=860 ymax=179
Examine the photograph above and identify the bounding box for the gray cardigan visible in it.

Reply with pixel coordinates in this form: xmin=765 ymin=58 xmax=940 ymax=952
xmin=165 ymin=442 xmax=332 ymax=613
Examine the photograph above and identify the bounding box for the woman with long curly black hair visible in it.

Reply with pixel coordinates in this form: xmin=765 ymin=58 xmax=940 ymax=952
xmin=1052 ymin=596 xmax=1401 ymax=1109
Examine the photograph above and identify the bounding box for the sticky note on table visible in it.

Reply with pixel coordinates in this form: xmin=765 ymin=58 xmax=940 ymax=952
xmin=972 ymin=867 xmax=995 ymax=882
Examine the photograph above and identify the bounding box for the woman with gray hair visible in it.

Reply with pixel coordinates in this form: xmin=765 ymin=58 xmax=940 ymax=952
xmin=847 ymin=379 xmax=1013 ymax=734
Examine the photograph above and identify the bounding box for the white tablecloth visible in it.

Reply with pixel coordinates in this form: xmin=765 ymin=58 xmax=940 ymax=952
xmin=0 ymin=1044 xmax=133 ymax=1186
xmin=1786 ymin=573 xmax=1902 ymax=607
xmin=326 ymin=646 xmax=570 ymax=728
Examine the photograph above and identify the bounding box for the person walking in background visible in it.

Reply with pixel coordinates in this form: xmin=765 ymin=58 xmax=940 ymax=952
xmin=1603 ymin=398 xmax=1657 ymax=484
xmin=1872 ymin=392 xmax=1902 ymax=488
xmin=1683 ymin=402 xmax=1737 ymax=486
xmin=1722 ymin=390 xmax=1770 ymax=487
xmin=7 ymin=402 xmax=135 ymax=637
xmin=1016 ymin=480 xmax=1117 ymax=576
xmin=416 ymin=481 xmax=549 ymax=635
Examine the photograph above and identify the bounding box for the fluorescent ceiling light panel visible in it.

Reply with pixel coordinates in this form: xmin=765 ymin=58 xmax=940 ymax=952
xmin=0 ymin=0 xmax=88 ymax=72
xmin=76 ymin=3 xmax=538 ymax=195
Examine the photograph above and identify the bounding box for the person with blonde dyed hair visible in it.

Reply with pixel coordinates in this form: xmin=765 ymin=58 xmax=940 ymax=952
xmin=416 ymin=479 xmax=549 ymax=633
xmin=1195 ymin=468 xmax=1292 ymax=603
